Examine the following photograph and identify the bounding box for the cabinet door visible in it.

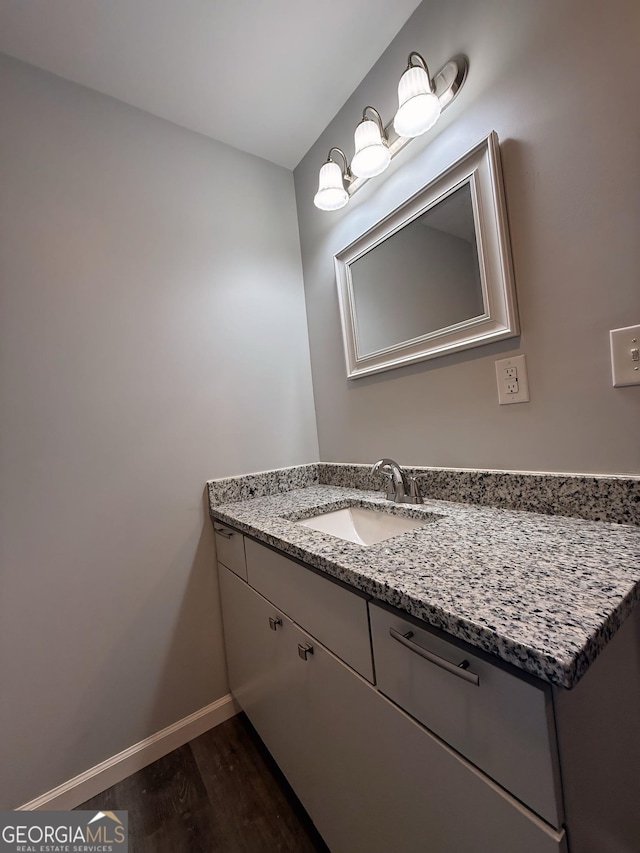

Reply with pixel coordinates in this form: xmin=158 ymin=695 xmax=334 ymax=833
xmin=218 ymin=566 xmax=317 ymax=813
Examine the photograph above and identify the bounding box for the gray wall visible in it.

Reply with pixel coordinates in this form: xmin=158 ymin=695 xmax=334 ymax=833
xmin=0 ymin=54 xmax=318 ymax=808
xmin=294 ymin=0 xmax=640 ymax=475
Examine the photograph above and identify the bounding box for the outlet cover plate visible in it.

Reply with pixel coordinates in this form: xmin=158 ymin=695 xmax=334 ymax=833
xmin=495 ymin=354 xmax=530 ymax=405
xmin=610 ymin=325 xmax=640 ymax=387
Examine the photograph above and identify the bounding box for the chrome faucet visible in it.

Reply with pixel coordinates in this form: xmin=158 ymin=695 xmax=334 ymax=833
xmin=370 ymin=458 xmax=424 ymax=504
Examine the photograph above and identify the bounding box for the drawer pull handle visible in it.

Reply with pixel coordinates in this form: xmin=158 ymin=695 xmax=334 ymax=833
xmin=298 ymin=643 xmax=314 ymax=661
xmin=268 ymin=617 xmax=282 ymax=631
xmin=389 ymin=628 xmax=479 ymax=686
xmin=214 ymin=526 xmax=234 ymax=539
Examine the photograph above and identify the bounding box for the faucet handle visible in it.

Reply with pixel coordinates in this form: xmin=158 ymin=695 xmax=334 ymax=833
xmin=407 ymin=476 xmax=425 ymax=504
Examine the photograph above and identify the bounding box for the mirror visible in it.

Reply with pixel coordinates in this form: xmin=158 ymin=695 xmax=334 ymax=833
xmin=335 ymin=132 xmax=518 ymax=378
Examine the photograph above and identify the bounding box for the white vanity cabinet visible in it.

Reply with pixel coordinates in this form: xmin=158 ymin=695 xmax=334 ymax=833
xmin=217 ymin=536 xmax=568 ymax=853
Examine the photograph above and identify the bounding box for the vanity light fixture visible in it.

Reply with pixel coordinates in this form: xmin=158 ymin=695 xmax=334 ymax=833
xmin=313 ymin=51 xmax=468 ymax=211
xmin=351 ymin=107 xmax=391 ymax=179
xmin=394 ymin=52 xmax=441 ymax=138
xmin=313 ymin=147 xmax=353 ymax=211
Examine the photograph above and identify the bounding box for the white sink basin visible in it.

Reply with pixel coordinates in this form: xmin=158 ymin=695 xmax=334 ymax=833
xmin=295 ymin=505 xmax=429 ymax=546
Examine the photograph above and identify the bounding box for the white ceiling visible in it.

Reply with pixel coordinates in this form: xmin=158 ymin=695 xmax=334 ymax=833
xmin=0 ymin=0 xmax=423 ymax=169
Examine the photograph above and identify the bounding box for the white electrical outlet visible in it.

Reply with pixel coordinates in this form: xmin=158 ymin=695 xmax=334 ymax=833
xmin=495 ymin=354 xmax=530 ymax=405
xmin=610 ymin=324 xmax=640 ymax=387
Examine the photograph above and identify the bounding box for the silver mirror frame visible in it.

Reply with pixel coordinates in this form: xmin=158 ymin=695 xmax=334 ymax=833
xmin=335 ymin=131 xmax=519 ymax=379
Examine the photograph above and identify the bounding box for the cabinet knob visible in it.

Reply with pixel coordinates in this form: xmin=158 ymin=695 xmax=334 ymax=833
xmin=268 ymin=617 xmax=282 ymax=631
xmin=298 ymin=643 xmax=314 ymax=661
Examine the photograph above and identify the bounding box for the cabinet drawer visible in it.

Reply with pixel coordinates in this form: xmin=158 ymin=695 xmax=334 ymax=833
xmin=369 ymin=602 xmax=563 ymax=828
xmin=245 ymin=538 xmax=374 ymax=682
xmin=213 ymin=523 xmax=247 ymax=579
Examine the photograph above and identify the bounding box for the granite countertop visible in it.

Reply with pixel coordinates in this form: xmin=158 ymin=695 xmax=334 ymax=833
xmin=209 ymin=484 xmax=640 ymax=689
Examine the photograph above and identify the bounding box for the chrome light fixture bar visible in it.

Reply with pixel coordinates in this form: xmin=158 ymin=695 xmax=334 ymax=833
xmin=314 ymin=53 xmax=468 ymax=211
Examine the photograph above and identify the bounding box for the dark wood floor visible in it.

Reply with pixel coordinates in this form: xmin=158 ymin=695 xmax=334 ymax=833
xmin=77 ymin=713 xmax=329 ymax=853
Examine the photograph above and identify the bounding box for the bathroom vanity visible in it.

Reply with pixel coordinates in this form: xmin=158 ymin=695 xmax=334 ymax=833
xmin=209 ymin=472 xmax=640 ymax=853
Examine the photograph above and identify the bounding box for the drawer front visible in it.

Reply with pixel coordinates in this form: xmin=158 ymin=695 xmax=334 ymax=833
xmin=245 ymin=538 xmax=374 ymax=682
xmin=369 ymin=602 xmax=563 ymax=828
xmin=213 ymin=523 xmax=247 ymax=579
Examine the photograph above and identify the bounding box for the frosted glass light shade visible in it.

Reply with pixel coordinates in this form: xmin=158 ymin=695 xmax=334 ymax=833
xmin=351 ymin=119 xmax=391 ymax=178
xmin=314 ymin=161 xmax=349 ymax=210
xmin=394 ymin=65 xmax=441 ymax=138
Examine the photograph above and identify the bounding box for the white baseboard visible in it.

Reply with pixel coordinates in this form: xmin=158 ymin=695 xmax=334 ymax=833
xmin=19 ymin=693 xmax=239 ymax=811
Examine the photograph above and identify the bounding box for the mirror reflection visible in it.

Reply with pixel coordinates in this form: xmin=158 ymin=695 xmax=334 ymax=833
xmin=349 ymin=182 xmax=484 ymax=357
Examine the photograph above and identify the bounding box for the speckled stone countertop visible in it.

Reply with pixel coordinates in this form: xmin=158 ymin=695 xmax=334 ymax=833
xmin=209 ymin=484 xmax=640 ymax=689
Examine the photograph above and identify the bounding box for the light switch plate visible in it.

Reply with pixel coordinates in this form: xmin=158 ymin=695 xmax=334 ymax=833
xmin=495 ymin=354 xmax=530 ymax=404
xmin=610 ymin=325 xmax=640 ymax=387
